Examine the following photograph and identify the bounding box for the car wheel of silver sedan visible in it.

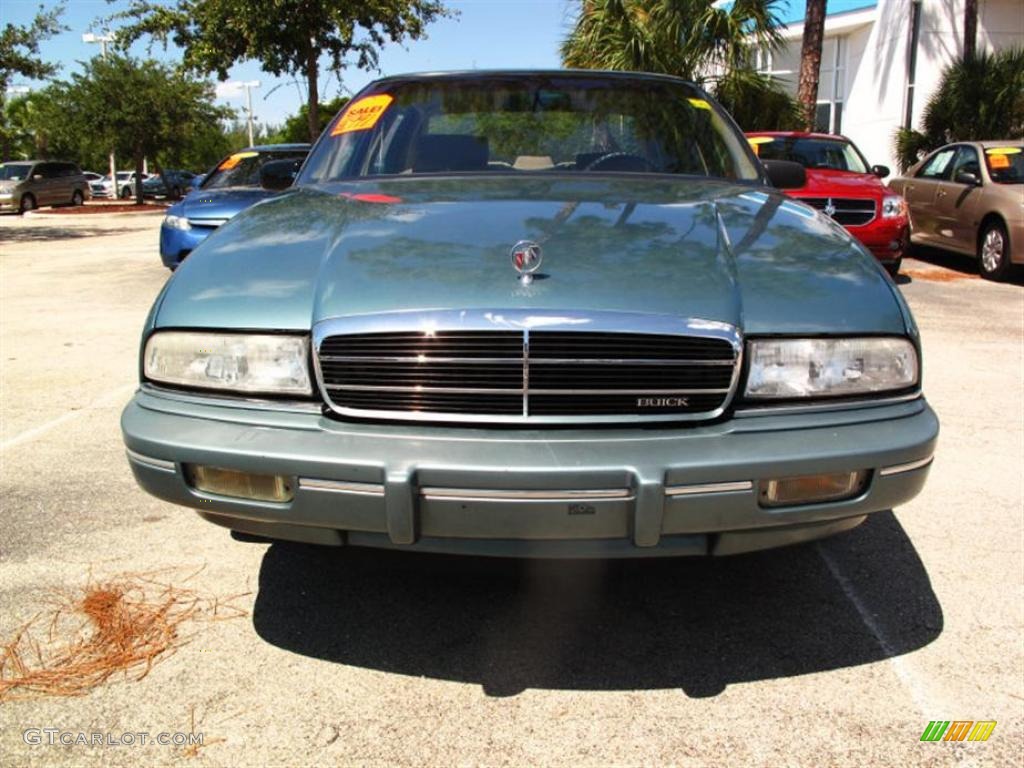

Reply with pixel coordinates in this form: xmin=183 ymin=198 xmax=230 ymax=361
xmin=979 ymin=221 xmax=1011 ymax=281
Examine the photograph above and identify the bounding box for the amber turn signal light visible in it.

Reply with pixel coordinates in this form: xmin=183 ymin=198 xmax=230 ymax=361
xmin=185 ymin=464 xmax=293 ymax=503
xmin=758 ymin=471 xmax=867 ymax=508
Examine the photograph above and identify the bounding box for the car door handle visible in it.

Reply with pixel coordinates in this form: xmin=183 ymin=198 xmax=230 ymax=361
xmin=936 ymin=189 xmax=947 ymax=197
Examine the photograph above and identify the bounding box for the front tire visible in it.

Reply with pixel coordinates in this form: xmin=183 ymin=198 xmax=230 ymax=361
xmin=979 ymin=220 xmax=1012 ymax=281
xmin=885 ymin=257 xmax=903 ymax=278
xmin=71 ymin=189 xmax=84 ymax=206
xmin=120 ymin=186 xmax=132 ymax=199
xmin=18 ymin=194 xmax=36 ymax=214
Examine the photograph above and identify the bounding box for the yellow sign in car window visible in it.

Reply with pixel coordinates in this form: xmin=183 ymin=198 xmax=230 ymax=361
xmin=687 ymin=97 xmax=712 ymax=111
xmin=218 ymin=151 xmax=258 ymax=171
xmin=331 ymin=94 xmax=394 ymax=136
xmin=747 ymin=136 xmax=774 ymax=156
xmin=984 ymin=147 xmax=1022 ymax=155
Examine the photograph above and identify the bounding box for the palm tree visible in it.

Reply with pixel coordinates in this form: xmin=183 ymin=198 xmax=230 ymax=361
xmin=561 ymin=0 xmax=799 ymax=129
xmin=963 ymin=0 xmax=978 ymax=60
xmin=796 ymin=0 xmax=827 ymax=131
xmin=894 ymin=48 xmax=1024 ymax=170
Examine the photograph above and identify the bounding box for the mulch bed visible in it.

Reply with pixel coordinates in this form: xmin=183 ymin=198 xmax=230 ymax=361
xmin=36 ymin=202 xmax=170 ymax=215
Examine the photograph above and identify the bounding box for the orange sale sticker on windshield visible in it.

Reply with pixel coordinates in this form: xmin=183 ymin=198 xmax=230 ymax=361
xmin=987 ymin=153 xmax=1010 ymax=169
xmin=332 ymin=94 xmax=393 ymax=136
xmin=219 ymin=151 xmax=258 ymax=170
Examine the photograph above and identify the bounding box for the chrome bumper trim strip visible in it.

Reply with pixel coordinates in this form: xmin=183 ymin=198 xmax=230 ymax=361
xmin=125 ymin=449 xmax=176 ymax=472
xmin=665 ymin=480 xmax=754 ymax=497
xmin=879 ymin=455 xmax=934 ymax=476
xmin=419 ymin=487 xmax=634 ymax=502
xmin=298 ymin=478 xmax=385 ymax=496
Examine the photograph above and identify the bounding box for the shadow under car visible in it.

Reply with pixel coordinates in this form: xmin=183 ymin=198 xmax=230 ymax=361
xmin=252 ymin=512 xmax=942 ymax=698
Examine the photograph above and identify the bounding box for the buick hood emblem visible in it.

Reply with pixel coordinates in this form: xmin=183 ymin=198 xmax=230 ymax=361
xmin=510 ymin=240 xmax=543 ymax=285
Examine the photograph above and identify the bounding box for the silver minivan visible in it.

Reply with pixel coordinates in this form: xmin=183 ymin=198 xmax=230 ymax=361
xmin=0 ymin=160 xmax=91 ymax=214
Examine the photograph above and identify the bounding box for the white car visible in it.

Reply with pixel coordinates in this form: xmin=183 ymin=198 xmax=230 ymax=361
xmin=92 ymin=171 xmax=152 ymax=199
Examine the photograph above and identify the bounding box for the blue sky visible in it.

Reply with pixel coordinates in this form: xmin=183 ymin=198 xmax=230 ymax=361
xmin=2 ymin=0 xmax=876 ymax=127
xmin=1 ymin=0 xmax=577 ymax=127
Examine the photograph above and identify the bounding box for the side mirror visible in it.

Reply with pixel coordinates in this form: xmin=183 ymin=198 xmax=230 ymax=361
xmin=954 ymin=170 xmax=980 ymax=186
xmin=871 ymin=164 xmax=890 ymax=178
xmin=762 ymin=159 xmax=806 ymax=190
xmin=260 ymin=159 xmax=301 ymax=191
xmin=32 ymin=174 xmax=43 ymax=181
xmin=190 ymin=175 xmax=205 ymax=190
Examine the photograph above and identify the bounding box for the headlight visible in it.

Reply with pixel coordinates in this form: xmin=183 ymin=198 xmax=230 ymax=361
xmin=881 ymin=195 xmax=907 ymax=219
xmin=745 ymin=338 xmax=918 ymax=399
xmin=164 ymin=214 xmax=191 ymax=231
xmin=144 ymin=332 xmax=312 ymax=395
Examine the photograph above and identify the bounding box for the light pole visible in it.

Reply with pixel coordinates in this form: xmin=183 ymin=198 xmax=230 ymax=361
xmin=224 ymin=80 xmax=261 ymax=146
xmin=82 ymin=32 xmax=118 ymax=197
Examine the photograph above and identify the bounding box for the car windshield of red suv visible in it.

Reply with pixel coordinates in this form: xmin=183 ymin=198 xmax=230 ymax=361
xmin=754 ymin=136 xmax=869 ymax=174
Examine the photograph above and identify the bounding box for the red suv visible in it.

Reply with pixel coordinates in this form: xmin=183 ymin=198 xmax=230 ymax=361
xmin=746 ymin=132 xmax=910 ymax=276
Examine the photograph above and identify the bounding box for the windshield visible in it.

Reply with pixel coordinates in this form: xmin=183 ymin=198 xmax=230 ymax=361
xmin=300 ymin=75 xmax=760 ymax=183
xmin=0 ymin=164 xmax=32 ymax=181
xmin=984 ymin=147 xmax=1023 ymax=184
xmin=750 ymin=136 xmax=869 ymax=174
xmin=203 ymin=150 xmax=310 ymax=190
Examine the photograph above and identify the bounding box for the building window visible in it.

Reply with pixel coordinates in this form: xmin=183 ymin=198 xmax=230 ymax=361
xmin=756 ymin=35 xmax=847 ymax=133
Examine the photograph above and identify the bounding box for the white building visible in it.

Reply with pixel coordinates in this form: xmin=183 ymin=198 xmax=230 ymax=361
xmin=753 ymin=0 xmax=1023 ymax=172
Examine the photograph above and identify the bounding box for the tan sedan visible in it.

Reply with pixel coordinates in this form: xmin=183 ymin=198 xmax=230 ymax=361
xmin=889 ymin=141 xmax=1023 ymax=280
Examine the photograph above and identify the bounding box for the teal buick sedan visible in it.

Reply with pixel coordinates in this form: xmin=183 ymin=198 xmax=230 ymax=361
xmin=121 ymin=71 xmax=938 ymax=558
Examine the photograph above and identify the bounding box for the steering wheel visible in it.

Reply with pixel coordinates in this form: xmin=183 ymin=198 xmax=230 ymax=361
xmin=583 ymin=152 xmax=654 ymax=173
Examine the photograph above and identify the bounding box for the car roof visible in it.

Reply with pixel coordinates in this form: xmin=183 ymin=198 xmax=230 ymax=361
xmin=368 ymin=69 xmax=700 ymax=89
xmin=241 ymin=143 xmax=311 ymax=152
xmin=745 ymin=131 xmax=850 ymax=141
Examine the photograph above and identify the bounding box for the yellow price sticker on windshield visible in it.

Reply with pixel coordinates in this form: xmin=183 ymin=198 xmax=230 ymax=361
xmin=687 ymin=97 xmax=712 ymax=111
xmin=332 ymin=94 xmax=393 ymax=136
xmin=218 ymin=151 xmax=258 ymax=171
xmin=985 ymin=146 xmax=1021 ymax=155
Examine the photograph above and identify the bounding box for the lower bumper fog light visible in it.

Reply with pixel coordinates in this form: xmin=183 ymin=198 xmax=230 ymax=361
xmin=185 ymin=464 xmax=293 ymax=502
xmin=758 ymin=471 xmax=867 ymax=508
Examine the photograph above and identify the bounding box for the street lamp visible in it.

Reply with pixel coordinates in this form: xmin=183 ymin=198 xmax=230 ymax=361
xmin=82 ymin=32 xmax=118 ymax=196
xmin=224 ymin=80 xmax=261 ymax=147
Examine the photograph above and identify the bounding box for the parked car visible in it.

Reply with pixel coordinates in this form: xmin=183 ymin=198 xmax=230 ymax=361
xmin=0 ymin=160 xmax=90 ymax=213
xmin=83 ymin=171 xmax=105 ymax=184
xmin=158 ymin=144 xmax=310 ymax=269
xmin=746 ymin=131 xmax=909 ymax=276
xmin=888 ymin=141 xmax=1023 ymax=280
xmin=92 ymin=171 xmax=152 ymax=199
xmin=123 ymin=71 xmax=937 ymax=559
xmin=142 ymin=170 xmax=196 ymax=199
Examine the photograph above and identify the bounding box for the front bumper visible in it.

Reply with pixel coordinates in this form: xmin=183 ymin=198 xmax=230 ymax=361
xmin=849 ymin=218 xmax=909 ymax=264
xmin=121 ymin=388 xmax=938 ymax=557
xmin=159 ymin=222 xmax=217 ymax=268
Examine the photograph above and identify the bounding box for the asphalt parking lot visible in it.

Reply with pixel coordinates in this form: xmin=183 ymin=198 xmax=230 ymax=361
xmin=0 ymin=210 xmax=1021 ymax=766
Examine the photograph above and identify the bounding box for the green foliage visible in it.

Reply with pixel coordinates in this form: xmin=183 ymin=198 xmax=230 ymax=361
xmin=107 ymin=0 xmax=452 ymax=140
xmin=0 ymin=3 xmax=67 ymax=95
xmin=711 ymin=67 xmax=801 ymax=131
xmin=560 ymin=0 xmax=799 ymax=131
xmin=561 ymin=0 xmax=783 ymax=81
xmin=267 ymin=96 xmax=349 ymax=144
xmin=894 ymin=48 xmax=1024 ymax=171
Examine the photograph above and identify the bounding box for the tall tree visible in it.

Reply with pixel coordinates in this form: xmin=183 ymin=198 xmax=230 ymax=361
xmin=963 ymin=0 xmax=978 ymax=60
xmin=61 ymin=55 xmax=232 ymax=202
xmin=796 ymin=0 xmax=827 ymax=131
xmin=0 ymin=3 xmax=66 ymax=96
xmin=561 ymin=0 xmax=798 ymax=130
xmin=106 ymin=0 xmax=451 ymax=142
xmin=562 ymin=0 xmax=783 ymax=80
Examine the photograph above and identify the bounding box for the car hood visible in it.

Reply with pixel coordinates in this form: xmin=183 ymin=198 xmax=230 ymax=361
xmin=178 ymin=186 xmax=275 ymax=221
xmin=154 ymin=177 xmax=909 ymax=336
xmin=791 ymin=169 xmax=889 ymax=198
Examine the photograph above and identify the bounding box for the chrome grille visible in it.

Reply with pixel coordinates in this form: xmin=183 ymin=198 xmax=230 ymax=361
xmin=314 ymin=311 xmax=741 ymax=424
xmin=797 ymin=197 xmax=876 ymax=227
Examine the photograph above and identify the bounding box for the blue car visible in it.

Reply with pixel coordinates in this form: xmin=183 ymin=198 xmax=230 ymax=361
xmin=159 ymin=144 xmax=310 ymax=269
